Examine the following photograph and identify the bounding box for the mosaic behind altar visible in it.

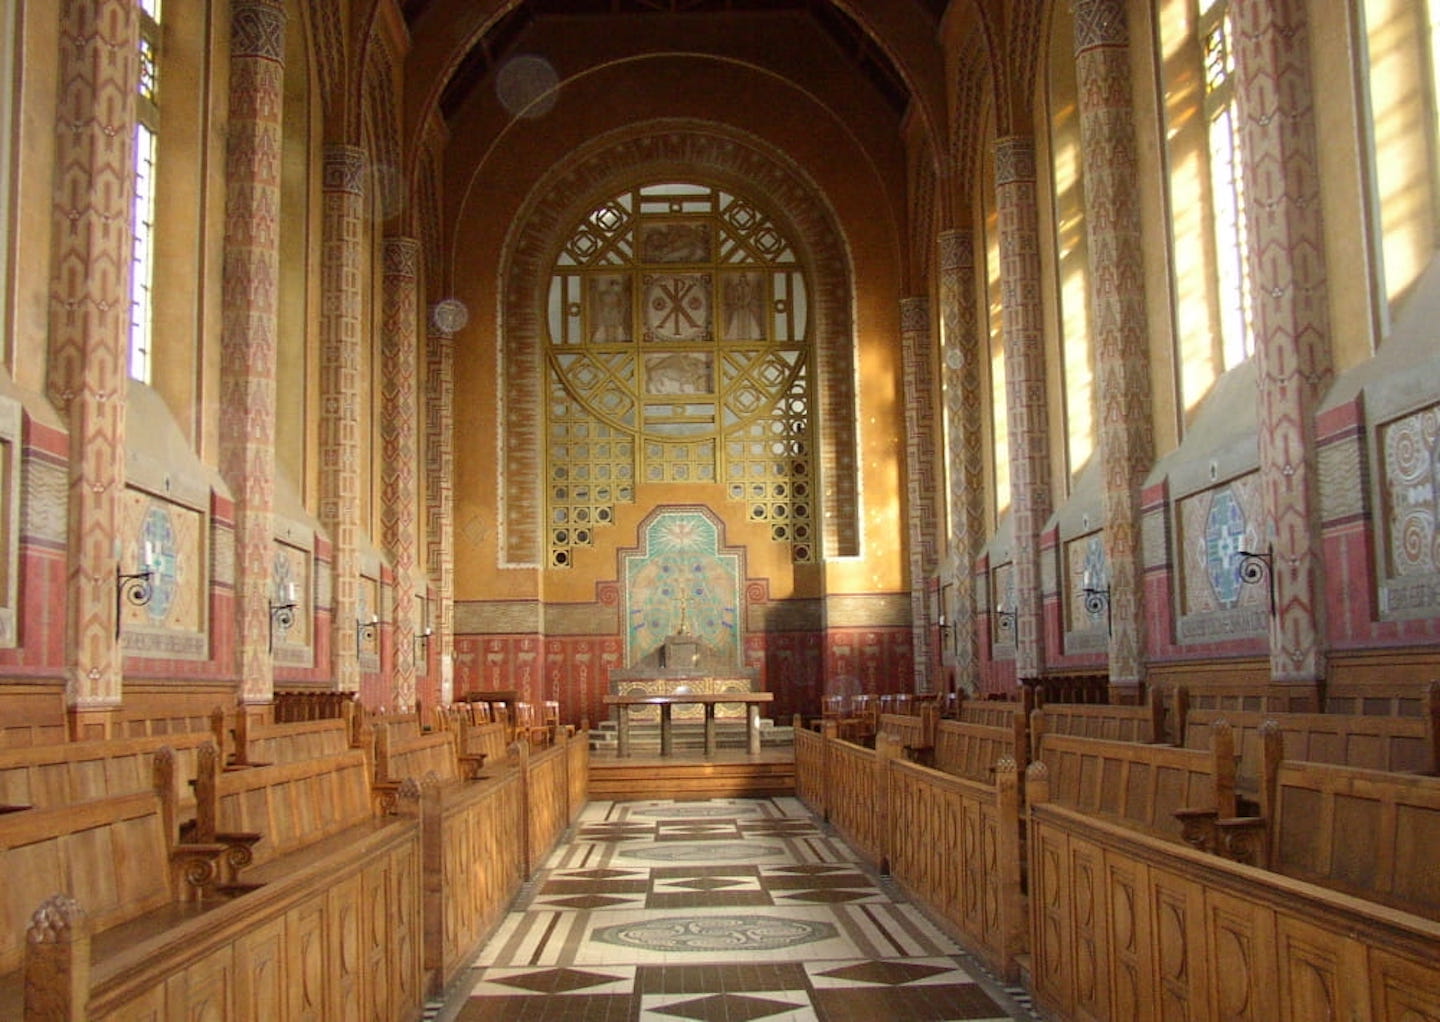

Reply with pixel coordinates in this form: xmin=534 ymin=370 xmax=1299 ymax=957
xmin=622 ymin=510 xmax=741 ymax=667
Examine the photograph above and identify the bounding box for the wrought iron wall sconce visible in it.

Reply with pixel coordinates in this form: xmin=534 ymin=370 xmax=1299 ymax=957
xmin=115 ymin=566 xmax=154 ymax=638
xmin=1080 ymin=585 xmax=1112 ymax=636
xmin=994 ymin=604 xmax=1016 ymax=636
xmin=269 ymin=581 xmax=298 ymax=651
xmin=414 ymin=626 xmax=433 ymax=660
xmin=1235 ymin=544 xmax=1275 ymax=616
xmin=115 ymin=541 xmax=159 ymax=638
xmin=357 ymin=616 xmax=378 ymax=655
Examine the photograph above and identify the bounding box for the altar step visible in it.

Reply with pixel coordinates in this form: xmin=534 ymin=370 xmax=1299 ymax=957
xmin=588 ymin=748 xmax=795 ymax=801
xmin=588 ymin=719 xmax=793 ymax=755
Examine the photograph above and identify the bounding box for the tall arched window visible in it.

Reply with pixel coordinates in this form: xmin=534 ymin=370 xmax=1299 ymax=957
xmin=1364 ymin=0 xmax=1440 ymax=317
xmin=1199 ymin=0 xmax=1253 ymax=370
xmin=545 ymin=181 xmax=814 ymax=568
xmin=129 ymin=0 xmax=161 ymax=383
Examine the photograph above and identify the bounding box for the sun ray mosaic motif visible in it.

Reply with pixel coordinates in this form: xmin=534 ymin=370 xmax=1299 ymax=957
xmin=622 ymin=509 xmax=741 ymax=668
xmin=546 ymin=181 xmax=816 ymax=568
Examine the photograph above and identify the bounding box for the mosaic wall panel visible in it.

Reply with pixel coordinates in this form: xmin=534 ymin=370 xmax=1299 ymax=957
xmin=621 ymin=509 xmax=742 ymax=668
xmin=271 ymin=541 xmax=312 ymax=665
xmin=990 ymin=563 xmax=1017 ymax=650
xmin=357 ymin=575 xmax=381 ymax=669
xmin=1064 ymin=532 xmax=1109 ymax=653
xmin=1380 ymin=403 xmax=1440 ymax=615
xmin=118 ymin=490 xmax=208 ymax=657
xmin=1176 ymin=476 xmax=1269 ymax=641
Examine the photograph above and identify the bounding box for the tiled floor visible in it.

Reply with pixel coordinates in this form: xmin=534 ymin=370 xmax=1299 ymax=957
xmin=434 ymin=797 xmax=1038 ymax=1021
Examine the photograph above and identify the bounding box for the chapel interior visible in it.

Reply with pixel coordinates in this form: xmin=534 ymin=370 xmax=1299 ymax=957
xmin=1 ymin=0 xmax=1439 ymax=1019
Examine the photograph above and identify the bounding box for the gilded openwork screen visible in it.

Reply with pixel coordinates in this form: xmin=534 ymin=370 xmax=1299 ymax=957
xmin=546 ymin=182 xmax=814 ymax=568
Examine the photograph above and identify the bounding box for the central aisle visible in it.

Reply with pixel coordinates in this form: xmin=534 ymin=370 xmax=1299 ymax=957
xmin=438 ymin=796 xmax=1037 ymax=1021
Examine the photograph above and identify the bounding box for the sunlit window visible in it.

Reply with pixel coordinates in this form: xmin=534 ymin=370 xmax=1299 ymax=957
xmin=1364 ymin=0 xmax=1440 ymax=314
xmin=1200 ymin=0 xmax=1253 ymax=368
xmin=129 ymin=0 xmax=162 ymax=383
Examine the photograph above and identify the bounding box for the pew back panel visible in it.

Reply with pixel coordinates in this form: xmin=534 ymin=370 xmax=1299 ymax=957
xmin=1272 ymin=760 xmax=1440 ymax=920
xmin=934 ymin=717 xmax=1024 ymax=783
xmin=0 ymin=731 xmax=213 ymax=812
xmin=242 ymin=717 xmax=352 ymax=765
xmin=1184 ymin=708 xmax=1434 ymax=795
xmin=0 ymin=791 xmax=173 ymax=976
xmin=213 ymin=749 xmax=377 ymax=867
xmin=1036 ymin=731 xmax=1224 ymax=841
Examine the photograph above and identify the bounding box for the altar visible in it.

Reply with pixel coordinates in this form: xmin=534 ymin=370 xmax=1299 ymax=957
xmin=606 ymin=667 xmax=761 ymax=723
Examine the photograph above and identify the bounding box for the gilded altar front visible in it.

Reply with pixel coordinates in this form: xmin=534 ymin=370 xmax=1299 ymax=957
xmin=606 ymin=668 xmax=759 ymax=722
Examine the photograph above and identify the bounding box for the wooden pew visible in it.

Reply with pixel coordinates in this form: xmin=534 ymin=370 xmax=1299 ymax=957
xmin=1032 ymin=716 xmax=1239 ymax=845
xmin=0 ymin=747 xmax=234 ymax=1017
xmin=0 ymin=726 xmax=221 ymax=816
xmin=934 ymin=712 xmax=1027 ymax=783
xmin=795 ymin=726 xmax=1028 ymax=981
xmin=1032 ymin=687 xmax=1167 ymax=744
xmin=1182 ymin=685 xmax=1440 ymax=798
xmin=434 ymin=704 xmax=511 ymax=767
xmin=272 ymin=689 xmax=358 ymax=723
xmin=1024 ymin=767 xmax=1440 ymax=1022
xmin=232 ymin=711 xmax=355 ymax=767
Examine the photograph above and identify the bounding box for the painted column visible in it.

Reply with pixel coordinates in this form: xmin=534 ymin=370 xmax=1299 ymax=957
xmin=426 ymin=308 xmax=461 ymax=707
xmin=47 ymin=0 xmax=138 ymax=736
xmin=1231 ymin=0 xmax=1332 ymax=689
xmin=1074 ymin=0 xmax=1153 ymax=692
xmin=221 ymin=0 xmax=285 ymax=707
xmin=994 ymin=136 xmax=1054 ymax=681
xmin=319 ymin=145 xmax=365 ymax=693
xmin=381 ymin=237 xmax=420 ymax=711
xmin=900 ymin=296 xmax=938 ymax=692
xmin=938 ymin=229 xmax=986 ymax=693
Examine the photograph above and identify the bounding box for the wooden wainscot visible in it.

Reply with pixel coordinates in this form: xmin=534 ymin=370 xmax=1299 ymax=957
xmin=1025 ymin=760 xmax=1440 ymax=1022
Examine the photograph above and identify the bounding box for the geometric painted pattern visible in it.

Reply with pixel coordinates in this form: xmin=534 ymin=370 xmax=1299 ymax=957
xmin=900 ymin=297 xmax=938 ymax=692
xmin=319 ymin=144 xmax=366 ymax=693
xmin=222 ymin=0 xmax=286 ymax=704
xmin=995 ymin=135 xmax=1053 ymax=679
xmin=382 ymin=236 xmax=421 ymax=711
xmin=443 ymin=798 xmax=1028 ymax=1021
xmin=49 ymin=0 xmax=139 ymax=712
xmin=1232 ymin=0 xmax=1333 ymax=682
xmin=1075 ymin=0 xmax=1153 ymax=686
xmin=1382 ymin=404 xmax=1440 ymax=579
xmin=544 ymin=182 xmax=814 ymax=569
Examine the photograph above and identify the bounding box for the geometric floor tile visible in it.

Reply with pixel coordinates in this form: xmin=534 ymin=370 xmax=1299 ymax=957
xmin=437 ymin=797 xmax=1032 ymax=1022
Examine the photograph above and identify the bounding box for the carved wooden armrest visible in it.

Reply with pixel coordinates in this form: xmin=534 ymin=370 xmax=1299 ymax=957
xmin=1172 ymin=807 xmax=1219 ymax=854
xmin=457 ymin=753 xmax=488 ymax=779
xmin=373 ymin=780 xmax=402 ymax=816
xmin=1213 ymin=815 xmax=1266 ymax=866
xmin=212 ymin=830 xmax=263 ymax=884
xmin=170 ymin=842 xmax=230 ymax=900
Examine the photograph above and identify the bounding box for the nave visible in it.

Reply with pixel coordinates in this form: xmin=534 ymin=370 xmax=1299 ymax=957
xmin=435 ymin=797 xmax=1037 ymax=1022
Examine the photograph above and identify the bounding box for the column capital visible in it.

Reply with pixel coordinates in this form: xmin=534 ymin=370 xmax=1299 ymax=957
xmin=323 ymin=145 xmax=367 ymax=195
xmin=1074 ymin=0 xmax=1128 ymax=52
xmin=383 ymin=236 xmax=421 ymax=279
xmin=994 ymin=136 xmax=1036 ymax=186
xmin=938 ymin=229 xmax=974 ymax=273
xmin=899 ymin=296 xmax=930 ymax=333
xmin=231 ymin=0 xmax=286 ymax=61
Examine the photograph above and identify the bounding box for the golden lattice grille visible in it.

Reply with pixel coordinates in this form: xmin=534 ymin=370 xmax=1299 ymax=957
xmin=546 ymin=182 xmax=814 ymax=567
